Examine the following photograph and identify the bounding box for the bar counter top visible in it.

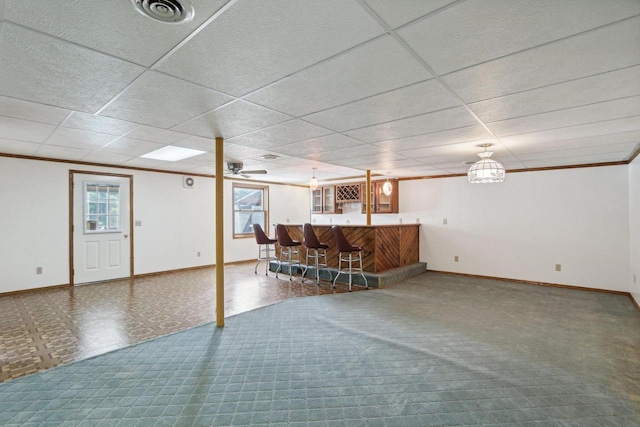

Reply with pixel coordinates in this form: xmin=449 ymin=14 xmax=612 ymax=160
xmin=283 ymin=223 xmax=420 ymax=273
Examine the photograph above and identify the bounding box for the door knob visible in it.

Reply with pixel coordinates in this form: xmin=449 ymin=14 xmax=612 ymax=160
xmin=124 ymin=234 xmax=129 ymax=238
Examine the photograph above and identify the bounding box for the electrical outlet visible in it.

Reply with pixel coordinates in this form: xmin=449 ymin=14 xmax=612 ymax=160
xmin=443 ymin=218 xmax=447 ymax=225
xmin=416 ymin=218 xmax=420 ymax=223
xmin=135 ymin=220 xmax=142 ymax=227
xmin=329 ymin=218 xmax=332 ymax=224
xmin=454 ymin=256 xmax=459 ymax=262
xmin=399 ymin=218 xmax=403 ymax=224
xmin=555 ymin=264 xmax=562 ymax=272
xmin=36 ymin=267 xmax=43 ymax=274
xmin=634 ymin=275 xmax=637 ymax=284
xmin=197 ymin=252 xmax=201 ymax=257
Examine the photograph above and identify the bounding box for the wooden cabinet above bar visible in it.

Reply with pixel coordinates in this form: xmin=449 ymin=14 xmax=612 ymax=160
xmin=283 ymin=224 xmax=419 ymax=273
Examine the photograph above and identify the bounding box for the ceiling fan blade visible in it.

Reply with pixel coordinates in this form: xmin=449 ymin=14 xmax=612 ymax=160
xmin=240 ymin=174 xmax=252 ymax=178
xmin=239 ymin=169 xmax=267 ymax=174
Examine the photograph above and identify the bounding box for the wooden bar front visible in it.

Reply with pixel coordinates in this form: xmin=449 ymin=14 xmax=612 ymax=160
xmin=284 ymin=224 xmax=419 ymax=273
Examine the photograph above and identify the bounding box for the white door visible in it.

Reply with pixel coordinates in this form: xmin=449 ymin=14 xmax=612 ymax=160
xmin=73 ymin=174 xmax=131 ymax=285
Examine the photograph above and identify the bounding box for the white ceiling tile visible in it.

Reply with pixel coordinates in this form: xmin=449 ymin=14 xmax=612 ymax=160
xmin=173 ymin=101 xmax=291 ymax=139
xmin=222 ymin=144 xmax=290 ymax=162
xmin=268 ymin=134 xmax=365 ymax=157
xmin=443 ymin=17 xmax=640 ymax=103
xmin=34 ymin=144 xmax=92 ymax=160
xmin=172 ymin=136 xmax=216 ymax=152
xmin=0 ymin=138 xmax=40 ymax=156
xmin=401 ymin=139 xmax=516 ymax=162
xmin=186 ymin=165 xmax=215 ymax=175
xmin=363 ymin=0 xmax=458 ymax=28
xmin=488 ymin=96 xmax=640 ymax=137
xmin=302 ymin=144 xmax=389 ymax=162
xmin=521 ymin=152 xmax=630 ymax=168
xmin=99 ymin=137 xmax=165 ymax=157
xmin=331 ymin=151 xmax=409 ymax=167
xmin=122 ymin=157 xmax=180 ymax=170
xmin=125 ymin=125 xmax=189 ymax=144
xmin=64 ymin=112 xmax=139 ymax=136
xmin=469 ymin=65 xmax=640 ymax=123
xmin=0 ymin=115 xmax=56 ymax=143
xmin=515 ymin=142 xmax=638 ymax=161
xmin=100 ymin=71 xmax=233 ymax=128
xmin=46 ymin=127 xmax=117 ymax=150
xmin=81 ymin=151 xmax=135 ymax=165
xmin=388 ymin=165 xmax=441 ymax=177
xmin=345 ymin=107 xmax=478 ymax=143
xmin=0 ymin=23 xmax=145 ymax=112
xmin=500 ymin=116 xmax=640 ymax=146
xmin=0 ymin=95 xmax=69 ymax=125
xmin=504 ymin=130 xmax=640 ymax=155
xmin=227 ymin=120 xmax=332 ymax=149
xmin=302 ymin=79 xmax=460 ymax=132
xmin=184 ymin=152 xmax=217 ymax=165
xmin=156 ymin=0 xmax=385 ymax=96
xmin=373 ymin=126 xmax=492 ymax=151
xmin=4 ymin=0 xmax=230 ymax=67
xmin=246 ymin=36 xmax=431 ymax=116
xmin=400 ymin=0 xmax=640 ymax=75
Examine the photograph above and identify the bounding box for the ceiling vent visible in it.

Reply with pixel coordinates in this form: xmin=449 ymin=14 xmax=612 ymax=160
xmin=130 ymin=0 xmax=194 ymax=24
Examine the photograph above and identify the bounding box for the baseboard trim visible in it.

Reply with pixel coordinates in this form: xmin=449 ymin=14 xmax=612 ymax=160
xmin=134 ymin=264 xmax=215 ymax=278
xmin=630 ymin=294 xmax=640 ymax=313
xmin=428 ymin=269 xmax=631 ymax=296
xmin=0 ymin=283 xmax=70 ymax=296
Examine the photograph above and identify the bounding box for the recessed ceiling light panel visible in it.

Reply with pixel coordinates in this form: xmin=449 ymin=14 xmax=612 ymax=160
xmin=141 ymin=146 xmax=205 ymax=161
xmin=130 ymin=0 xmax=194 ymax=24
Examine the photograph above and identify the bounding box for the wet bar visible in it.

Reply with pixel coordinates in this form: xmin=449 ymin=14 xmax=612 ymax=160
xmin=283 ymin=224 xmax=420 ymax=273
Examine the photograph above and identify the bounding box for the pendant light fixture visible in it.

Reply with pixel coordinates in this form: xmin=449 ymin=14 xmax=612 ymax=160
xmin=309 ymin=168 xmax=318 ymax=191
xmin=382 ymin=172 xmax=393 ymax=196
xmin=467 ymin=144 xmax=505 ymax=184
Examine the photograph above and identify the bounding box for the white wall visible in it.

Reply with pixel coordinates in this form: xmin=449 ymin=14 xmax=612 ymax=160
xmin=629 ymin=155 xmax=640 ymax=304
xmin=402 ymin=166 xmax=630 ymax=292
xmin=224 ymin=180 xmax=310 ymax=263
xmin=0 ymin=156 xmax=310 ymax=293
xmin=314 ymin=166 xmax=631 ymax=292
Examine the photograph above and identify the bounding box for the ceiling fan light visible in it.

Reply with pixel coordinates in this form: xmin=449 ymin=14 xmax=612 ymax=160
xmin=309 ymin=168 xmax=318 ymax=190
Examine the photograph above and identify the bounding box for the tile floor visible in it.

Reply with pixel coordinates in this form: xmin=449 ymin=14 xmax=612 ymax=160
xmin=0 ymin=263 xmax=366 ymax=383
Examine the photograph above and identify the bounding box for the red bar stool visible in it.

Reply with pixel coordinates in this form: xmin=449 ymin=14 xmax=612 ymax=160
xmin=275 ymin=224 xmax=302 ymax=281
xmin=252 ymin=224 xmax=277 ymax=275
xmin=332 ymin=225 xmax=368 ymax=292
xmin=301 ymin=223 xmax=330 ymax=285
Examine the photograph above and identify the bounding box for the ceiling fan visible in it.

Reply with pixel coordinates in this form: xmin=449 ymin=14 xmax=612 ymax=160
xmin=225 ymin=162 xmax=267 ymax=178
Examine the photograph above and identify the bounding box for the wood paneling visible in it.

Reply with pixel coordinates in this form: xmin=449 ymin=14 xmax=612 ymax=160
xmin=400 ymin=225 xmax=420 ymax=266
xmin=284 ymin=224 xmax=419 ymax=273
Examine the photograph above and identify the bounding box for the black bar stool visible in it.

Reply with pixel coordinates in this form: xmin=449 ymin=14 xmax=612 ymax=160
xmin=332 ymin=225 xmax=368 ymax=292
xmin=301 ymin=223 xmax=330 ymax=285
xmin=275 ymin=224 xmax=302 ymax=281
xmin=252 ymin=224 xmax=277 ymax=275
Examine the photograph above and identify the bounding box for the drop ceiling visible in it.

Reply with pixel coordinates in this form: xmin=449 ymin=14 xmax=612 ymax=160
xmin=0 ymin=0 xmax=639 ymax=184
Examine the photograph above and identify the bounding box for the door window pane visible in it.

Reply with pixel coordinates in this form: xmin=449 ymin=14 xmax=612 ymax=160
xmin=84 ymin=182 xmax=121 ymax=233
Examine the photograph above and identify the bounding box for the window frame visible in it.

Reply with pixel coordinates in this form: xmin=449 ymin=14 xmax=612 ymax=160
xmin=232 ymin=183 xmax=269 ymax=239
xmin=83 ymin=181 xmax=122 ymax=234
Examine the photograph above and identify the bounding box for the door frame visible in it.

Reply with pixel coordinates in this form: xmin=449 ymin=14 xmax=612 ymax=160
xmin=69 ymin=170 xmax=134 ymax=286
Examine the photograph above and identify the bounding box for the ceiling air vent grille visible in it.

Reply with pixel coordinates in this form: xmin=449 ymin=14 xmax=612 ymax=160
xmin=130 ymin=0 xmax=194 ymax=24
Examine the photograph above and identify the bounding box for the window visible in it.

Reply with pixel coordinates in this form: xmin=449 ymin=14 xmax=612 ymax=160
xmin=233 ymin=184 xmax=268 ymax=238
xmin=84 ymin=182 xmax=121 ymax=233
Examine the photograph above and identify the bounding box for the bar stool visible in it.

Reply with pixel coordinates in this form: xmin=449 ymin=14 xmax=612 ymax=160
xmin=301 ymin=223 xmax=330 ymax=285
xmin=275 ymin=224 xmax=302 ymax=281
xmin=252 ymin=224 xmax=277 ymax=275
xmin=332 ymin=225 xmax=368 ymax=292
